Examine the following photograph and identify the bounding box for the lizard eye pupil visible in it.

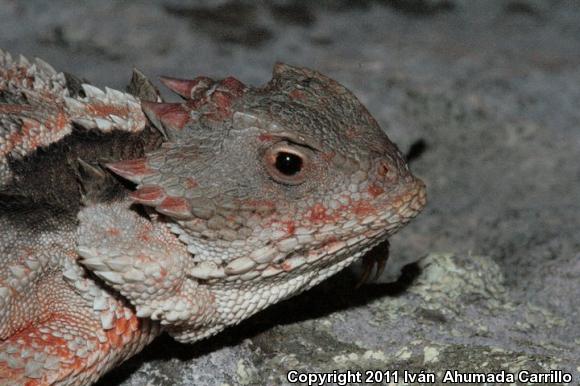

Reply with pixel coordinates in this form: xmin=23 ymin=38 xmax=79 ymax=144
xmin=264 ymin=144 xmax=308 ymax=185
xmin=275 ymin=152 xmax=303 ymax=176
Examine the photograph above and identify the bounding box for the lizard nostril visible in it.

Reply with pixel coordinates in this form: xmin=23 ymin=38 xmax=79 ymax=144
xmin=378 ymin=162 xmax=390 ymax=178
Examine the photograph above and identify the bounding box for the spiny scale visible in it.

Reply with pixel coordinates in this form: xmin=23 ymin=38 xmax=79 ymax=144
xmin=129 ymin=185 xmax=167 ymax=206
xmin=156 ymin=196 xmax=194 ymax=220
xmin=105 ymin=158 xmax=155 ymax=183
xmin=140 ymin=100 xmax=190 ymax=131
xmin=159 ymin=75 xmax=212 ymax=99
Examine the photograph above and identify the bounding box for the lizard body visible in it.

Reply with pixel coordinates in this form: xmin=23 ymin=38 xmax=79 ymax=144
xmin=0 ymin=50 xmax=426 ymax=385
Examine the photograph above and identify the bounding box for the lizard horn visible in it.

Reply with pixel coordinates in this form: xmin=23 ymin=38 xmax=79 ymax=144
xmin=159 ymin=76 xmax=213 ymax=99
xmin=105 ymin=158 xmax=156 ymax=183
xmin=129 ymin=185 xmax=166 ymax=206
xmin=141 ymin=100 xmax=190 ymax=133
xmin=155 ymin=196 xmax=194 ymax=220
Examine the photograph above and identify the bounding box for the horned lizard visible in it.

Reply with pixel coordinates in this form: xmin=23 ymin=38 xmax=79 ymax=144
xmin=0 ymin=50 xmax=426 ymax=385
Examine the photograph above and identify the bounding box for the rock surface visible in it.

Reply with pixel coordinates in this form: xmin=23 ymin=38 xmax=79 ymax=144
xmin=0 ymin=0 xmax=578 ymax=384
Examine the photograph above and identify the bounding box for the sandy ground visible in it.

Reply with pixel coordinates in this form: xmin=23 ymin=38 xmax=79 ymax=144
xmin=1 ymin=1 xmax=579 ymax=384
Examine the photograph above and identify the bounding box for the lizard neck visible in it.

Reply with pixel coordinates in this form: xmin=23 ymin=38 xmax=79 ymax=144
xmin=1 ymin=124 xmax=164 ymax=214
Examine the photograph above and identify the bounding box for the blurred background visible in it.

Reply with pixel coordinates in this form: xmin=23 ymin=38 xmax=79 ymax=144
xmin=2 ymin=1 xmax=579 ymax=384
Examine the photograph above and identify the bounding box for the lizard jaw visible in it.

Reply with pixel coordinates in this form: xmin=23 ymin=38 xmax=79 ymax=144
xmin=167 ymin=234 xmax=383 ymax=343
xmin=165 ymin=176 xmax=426 ymax=285
xmin=168 ymin=178 xmax=425 ymax=342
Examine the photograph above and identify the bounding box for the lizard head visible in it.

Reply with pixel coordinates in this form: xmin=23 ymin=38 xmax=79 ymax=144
xmin=107 ymin=63 xmax=426 ymax=340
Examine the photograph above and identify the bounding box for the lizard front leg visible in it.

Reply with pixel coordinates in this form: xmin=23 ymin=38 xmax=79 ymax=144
xmin=77 ymin=200 xmax=217 ymax=333
xmin=0 ymin=213 xmax=158 ymax=385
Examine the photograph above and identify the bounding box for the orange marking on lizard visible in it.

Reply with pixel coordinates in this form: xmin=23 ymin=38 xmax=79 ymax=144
xmin=136 ymin=222 xmax=153 ymax=243
xmin=324 ymin=236 xmax=338 ymax=244
xmin=289 ymin=89 xmax=305 ymax=100
xmin=106 ymin=314 xmax=142 ymax=348
xmin=308 ymin=203 xmax=327 ymax=222
xmin=350 ymin=200 xmax=377 ymax=217
xmin=48 ymin=110 xmax=68 ymax=132
xmin=210 ymin=91 xmax=233 ymax=117
xmin=20 ymin=119 xmax=40 ymax=149
xmin=258 ymin=133 xmax=274 ymax=142
xmin=106 ymin=328 xmax=123 ymax=348
xmin=156 ymin=196 xmax=193 ymax=219
xmin=0 ymin=104 xmax=33 ymax=113
xmin=130 ymin=185 xmax=166 ymax=205
xmin=134 ymin=253 xmax=150 ymax=264
xmin=87 ymin=103 xmax=131 ymax=118
xmin=277 ymin=220 xmax=296 ymax=235
xmin=3 ymin=130 xmax=24 ymax=155
xmin=220 ymin=77 xmax=246 ymax=96
xmin=345 ymin=126 xmax=360 ymax=139
xmin=240 ymin=199 xmax=276 ymax=209
xmin=106 ymin=227 xmax=121 ymax=237
xmin=184 ymin=177 xmax=198 ymax=189
xmin=368 ymin=184 xmax=384 ymax=198
xmin=115 ymin=317 xmax=129 ymax=335
xmin=1 ymin=320 xmax=92 ymax=381
xmin=321 ymin=151 xmax=335 ymax=162
xmin=279 ymin=261 xmax=293 ymax=272
xmin=107 ymin=158 xmax=155 ymax=179
xmin=307 ymin=203 xmax=340 ymax=223
xmin=162 ymin=110 xmax=190 ymax=129
xmin=160 ymin=78 xmax=191 ymax=98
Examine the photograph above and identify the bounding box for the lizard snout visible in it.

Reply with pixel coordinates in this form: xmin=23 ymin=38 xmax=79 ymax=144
xmin=366 ymin=155 xmax=427 ymax=227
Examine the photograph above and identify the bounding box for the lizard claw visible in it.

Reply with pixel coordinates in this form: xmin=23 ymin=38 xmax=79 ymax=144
xmin=355 ymin=260 xmax=372 ymax=288
xmin=355 ymin=239 xmax=390 ymax=288
xmin=373 ymin=251 xmax=388 ymax=281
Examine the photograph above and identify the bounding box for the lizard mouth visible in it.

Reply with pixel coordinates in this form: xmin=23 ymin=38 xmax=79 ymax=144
xmin=166 ymin=177 xmax=426 ymax=285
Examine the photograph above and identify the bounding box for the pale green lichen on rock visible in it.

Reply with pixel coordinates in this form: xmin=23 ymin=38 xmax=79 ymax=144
xmin=423 ymin=346 xmax=440 ymax=364
xmin=410 ymin=253 xmax=507 ymax=307
xmin=235 ymin=359 xmax=258 ymax=386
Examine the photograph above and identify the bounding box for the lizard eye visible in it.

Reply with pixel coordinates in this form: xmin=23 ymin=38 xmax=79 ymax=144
xmin=276 ymin=152 xmax=302 ymax=176
xmin=264 ymin=143 xmax=308 ymax=185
